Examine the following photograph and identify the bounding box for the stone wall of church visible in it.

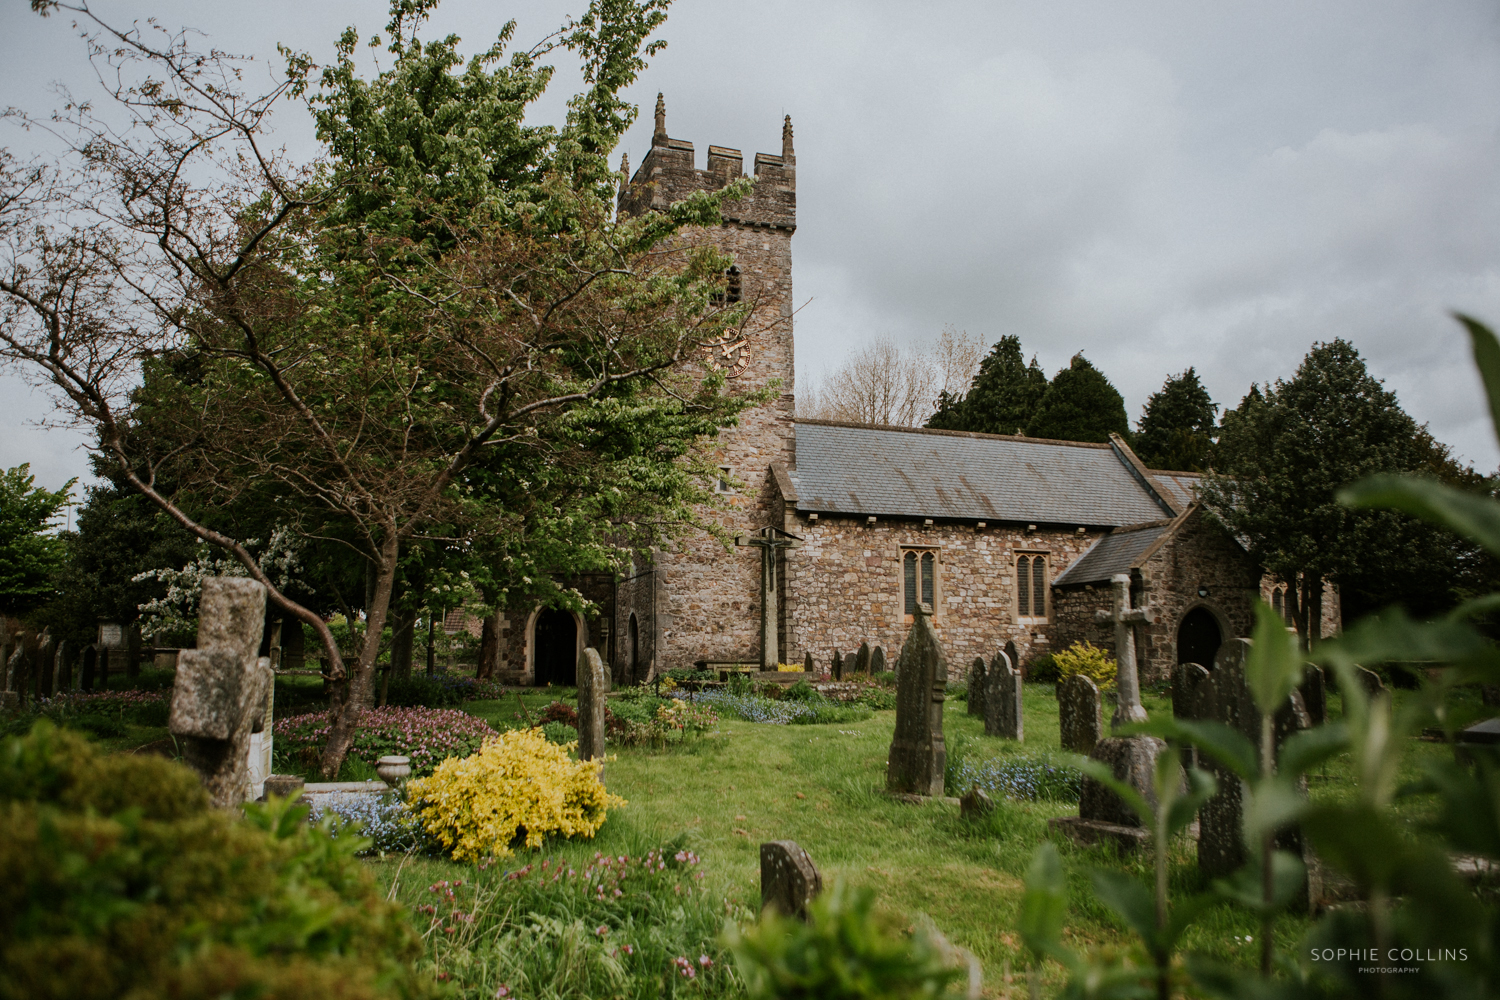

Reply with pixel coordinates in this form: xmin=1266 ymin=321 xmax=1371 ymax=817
xmin=783 ymin=513 xmax=1106 ymax=677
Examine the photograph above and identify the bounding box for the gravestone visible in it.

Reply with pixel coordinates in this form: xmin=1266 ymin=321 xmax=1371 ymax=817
xmin=870 ymin=645 xmax=887 ymax=675
xmin=1095 ymin=574 xmax=1149 ymax=728
xmin=1355 ymin=666 xmax=1386 ymax=698
xmin=831 ymin=651 xmax=844 ymax=681
xmin=1057 ymin=673 xmax=1103 ymax=755
xmin=886 ymin=606 xmax=948 ymax=797
xmin=960 ymin=784 xmax=995 ymax=819
xmin=576 ymin=647 xmax=609 ymax=766
xmin=35 ymin=629 xmax=55 ymax=699
xmin=854 ymin=642 xmax=871 ymax=675
xmin=966 ymin=656 xmax=986 ymax=717
xmin=169 ymin=577 xmax=274 ymax=808
xmin=1004 ymin=641 xmax=1019 ymax=680
xmin=1170 ymin=662 xmax=1214 ymax=769
xmin=52 ymin=640 xmax=69 ymax=694
xmin=760 ymin=840 xmax=822 ymax=919
xmin=1197 ymin=639 xmax=1316 ymax=905
xmin=1300 ymin=665 xmax=1327 ymax=726
xmin=984 ymin=649 xmax=1022 ymax=741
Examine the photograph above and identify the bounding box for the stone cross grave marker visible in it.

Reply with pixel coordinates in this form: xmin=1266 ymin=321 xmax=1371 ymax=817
xmin=760 ymin=840 xmax=822 ymax=918
xmin=854 ymin=641 xmax=871 ymax=675
xmin=886 ymin=605 xmax=947 ymax=797
xmin=870 ymin=645 xmax=887 ymax=675
xmin=734 ymin=526 xmax=801 ymax=669
xmin=577 ymin=646 xmax=609 ymax=767
xmin=984 ymin=648 xmax=1023 ymax=740
xmin=966 ymin=656 xmax=986 ymax=718
xmin=1057 ymin=673 xmax=1103 ymax=755
xmin=1197 ymin=639 xmax=1317 ymax=909
xmin=1095 ymin=574 xmax=1149 ymax=728
xmin=168 ymin=577 xmax=274 ymax=808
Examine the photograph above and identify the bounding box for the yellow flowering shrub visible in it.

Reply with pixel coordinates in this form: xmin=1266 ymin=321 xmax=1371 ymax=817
xmin=405 ymin=728 xmax=625 ymax=863
xmin=775 ymin=662 xmax=804 ymax=672
xmin=1053 ymin=641 xmax=1118 ymax=689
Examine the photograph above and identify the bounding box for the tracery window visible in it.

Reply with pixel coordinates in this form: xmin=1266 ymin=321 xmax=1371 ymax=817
xmin=903 ymin=549 xmax=936 ymax=616
xmin=1016 ymin=554 xmax=1048 ymax=620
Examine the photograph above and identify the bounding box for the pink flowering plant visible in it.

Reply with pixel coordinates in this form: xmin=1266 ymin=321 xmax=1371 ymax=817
xmin=411 ymin=844 xmax=745 ymax=998
xmin=274 ymin=706 xmax=497 ymax=777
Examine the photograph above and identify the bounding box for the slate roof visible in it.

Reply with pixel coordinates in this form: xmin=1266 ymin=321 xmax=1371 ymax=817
xmin=790 ymin=421 xmax=1175 ymax=527
xmin=1051 ymin=521 xmax=1175 ymax=587
xmin=1150 ymin=471 xmax=1201 ymax=511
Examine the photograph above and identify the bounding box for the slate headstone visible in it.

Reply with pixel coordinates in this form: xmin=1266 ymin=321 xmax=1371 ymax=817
xmin=169 ymin=577 xmax=274 ymax=808
xmin=870 ymin=645 xmax=887 ymax=675
xmin=760 ymin=840 xmax=822 ymax=919
xmin=886 ymin=607 xmax=948 ymax=797
xmin=831 ymin=651 xmax=844 ymax=681
xmin=577 ymin=646 xmax=609 ymax=766
xmin=984 ymin=650 xmax=1022 ymax=741
xmin=854 ymin=641 xmax=871 ymax=675
xmin=1057 ymin=673 xmax=1103 ymax=755
xmin=966 ymin=656 xmax=986 ymax=717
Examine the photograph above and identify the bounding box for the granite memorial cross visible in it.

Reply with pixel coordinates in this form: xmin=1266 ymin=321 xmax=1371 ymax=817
xmin=735 ymin=526 xmax=801 ymax=669
xmin=1096 ymin=573 xmax=1149 ymax=728
xmin=886 ymin=604 xmax=948 ymax=797
xmin=577 ymin=646 xmax=609 ymax=767
xmin=168 ymin=577 xmax=274 ymax=808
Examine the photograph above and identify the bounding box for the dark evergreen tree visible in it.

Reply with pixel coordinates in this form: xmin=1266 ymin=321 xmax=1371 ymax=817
xmin=926 ymin=335 xmax=1047 ymax=435
xmin=0 ymin=464 xmax=74 ymax=615
xmin=1133 ymin=368 xmax=1218 ymax=471
xmin=1024 ymin=353 xmax=1130 ymax=443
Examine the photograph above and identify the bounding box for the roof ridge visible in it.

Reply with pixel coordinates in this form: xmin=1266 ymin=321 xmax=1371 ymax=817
xmin=792 ymin=418 xmax=1112 ymax=449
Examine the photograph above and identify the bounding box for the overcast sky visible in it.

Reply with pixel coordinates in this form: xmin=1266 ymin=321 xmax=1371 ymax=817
xmin=5 ymin=0 xmax=1500 ymax=496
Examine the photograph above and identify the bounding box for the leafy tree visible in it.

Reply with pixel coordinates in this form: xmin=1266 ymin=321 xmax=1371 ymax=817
xmin=1133 ymin=367 xmax=1217 ymax=471
xmin=1024 ymin=352 xmax=1130 ymax=443
xmin=0 ymin=464 xmax=73 ymax=615
xmin=926 ymin=334 xmax=1046 ymax=434
xmin=1199 ymin=339 xmax=1432 ymax=640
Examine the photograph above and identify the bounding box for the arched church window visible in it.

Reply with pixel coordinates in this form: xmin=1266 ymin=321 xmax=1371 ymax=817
xmin=903 ymin=548 xmax=937 ymax=616
xmin=1017 ymin=554 xmax=1049 ymax=620
xmin=712 ymin=266 xmax=742 ymax=305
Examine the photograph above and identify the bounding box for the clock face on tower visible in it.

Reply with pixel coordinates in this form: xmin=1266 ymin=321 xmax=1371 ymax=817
xmin=702 ymin=331 xmax=753 ymax=377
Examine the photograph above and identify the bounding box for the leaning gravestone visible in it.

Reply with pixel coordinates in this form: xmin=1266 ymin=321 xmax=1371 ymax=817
xmin=760 ymin=840 xmax=822 ymax=919
xmin=1057 ymin=674 xmax=1103 ymax=755
xmin=870 ymin=645 xmax=887 ymax=675
xmin=854 ymin=641 xmax=871 ymax=675
xmin=1197 ymin=639 xmax=1317 ymax=909
xmin=169 ymin=577 xmax=274 ymax=808
xmin=984 ymin=649 xmax=1022 ymax=741
xmin=577 ymin=647 xmax=609 ymax=766
xmin=966 ymin=656 xmax=986 ymax=717
xmin=886 ymin=606 xmax=948 ymax=797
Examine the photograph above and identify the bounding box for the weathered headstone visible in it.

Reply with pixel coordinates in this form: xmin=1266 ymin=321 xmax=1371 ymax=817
xmin=1300 ymin=664 xmax=1327 ymax=726
xmin=1095 ymin=574 xmax=1149 ymax=728
xmin=984 ymin=649 xmax=1023 ymax=741
xmin=1197 ymin=639 xmax=1316 ymax=905
xmin=1057 ymin=673 xmax=1103 ymax=755
xmin=960 ymin=784 xmax=995 ymax=819
xmin=169 ymin=578 xmax=274 ymax=808
xmin=576 ymin=646 xmax=609 ymax=766
xmin=886 ymin=606 xmax=948 ymax=797
xmin=1355 ymin=666 xmax=1386 ymax=698
xmin=831 ymin=650 xmax=844 ymax=681
xmin=854 ymin=641 xmax=871 ymax=675
xmin=760 ymin=840 xmax=822 ymax=919
xmin=870 ymin=645 xmax=887 ymax=675
xmin=1170 ymin=661 xmax=1215 ymax=769
xmin=966 ymin=656 xmax=986 ymax=717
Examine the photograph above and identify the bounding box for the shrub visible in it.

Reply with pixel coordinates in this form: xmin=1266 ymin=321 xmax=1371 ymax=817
xmin=274 ymin=706 xmax=496 ymax=777
xmin=0 ymin=721 xmax=436 ymax=1000
xmin=1052 ymin=641 xmax=1115 ymax=688
xmin=311 ymin=790 xmax=429 ymax=855
xmin=540 ymin=720 xmax=579 ymax=745
xmin=1025 ymin=653 xmax=1060 ymax=683
xmin=405 ymin=728 xmax=626 ymax=862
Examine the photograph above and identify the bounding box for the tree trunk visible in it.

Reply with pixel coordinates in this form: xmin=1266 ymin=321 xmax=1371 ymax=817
xmin=317 ymin=532 xmax=401 ymax=778
xmin=477 ymin=610 xmax=503 ymax=680
xmin=426 ymin=614 xmax=437 ymax=676
xmin=1306 ymin=575 xmax=1324 ymax=648
xmin=391 ymin=608 xmax=416 ymax=680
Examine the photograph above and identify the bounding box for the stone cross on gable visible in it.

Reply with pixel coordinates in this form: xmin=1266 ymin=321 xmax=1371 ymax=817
xmin=735 ymin=526 xmax=802 ymax=669
xmin=1096 ymin=573 xmax=1150 ymax=729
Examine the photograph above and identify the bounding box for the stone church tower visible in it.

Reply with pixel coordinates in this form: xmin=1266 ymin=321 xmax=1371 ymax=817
xmin=610 ymin=96 xmax=799 ymax=679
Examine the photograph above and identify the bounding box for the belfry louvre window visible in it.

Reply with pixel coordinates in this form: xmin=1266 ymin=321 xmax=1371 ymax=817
xmin=1016 ymin=554 xmax=1048 ymax=619
xmin=903 ymin=550 xmax=936 ymax=615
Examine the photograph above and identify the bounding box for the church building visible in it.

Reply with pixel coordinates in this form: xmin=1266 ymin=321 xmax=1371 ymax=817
xmin=495 ymin=100 xmax=1335 ymax=688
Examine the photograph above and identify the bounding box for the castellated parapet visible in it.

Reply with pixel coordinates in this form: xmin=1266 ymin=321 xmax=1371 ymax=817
xmin=618 ymin=93 xmax=796 ymax=232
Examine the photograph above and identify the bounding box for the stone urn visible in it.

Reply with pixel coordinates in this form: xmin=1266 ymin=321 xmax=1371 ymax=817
xmin=375 ymin=755 xmax=412 ymax=787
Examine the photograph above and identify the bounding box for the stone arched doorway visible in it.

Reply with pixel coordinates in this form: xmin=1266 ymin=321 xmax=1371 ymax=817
xmin=1176 ymin=606 xmax=1223 ymax=668
xmin=532 ymin=609 xmax=579 ymax=686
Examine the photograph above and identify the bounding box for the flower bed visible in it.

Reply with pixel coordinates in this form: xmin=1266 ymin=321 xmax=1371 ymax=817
xmin=950 ymin=753 xmax=1082 ymax=803
xmin=273 ymin=706 xmax=497 ymax=776
xmin=690 ymin=689 xmax=872 ymax=726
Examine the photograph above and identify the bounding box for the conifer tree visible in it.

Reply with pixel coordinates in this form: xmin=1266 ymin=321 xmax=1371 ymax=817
xmin=926 ymin=334 xmax=1047 ymax=434
xmin=1133 ymin=367 xmax=1218 ymax=471
xmin=1023 ymin=353 xmax=1130 ymax=443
